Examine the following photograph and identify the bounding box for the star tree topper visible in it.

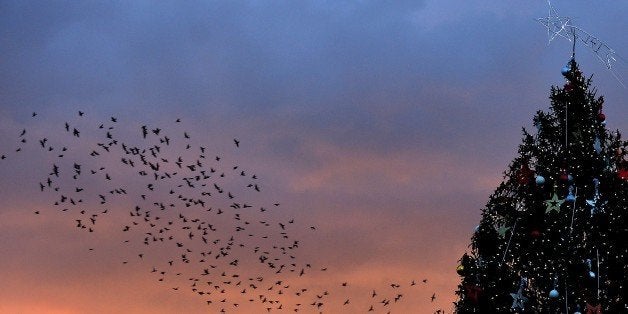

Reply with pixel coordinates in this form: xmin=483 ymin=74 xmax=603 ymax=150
xmin=537 ymin=0 xmax=572 ymax=45
xmin=536 ymin=0 xmax=625 ymax=86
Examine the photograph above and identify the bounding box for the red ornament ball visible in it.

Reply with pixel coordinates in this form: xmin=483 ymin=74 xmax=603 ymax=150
xmin=517 ymin=164 xmax=534 ymax=185
xmin=598 ymin=113 xmax=606 ymax=122
xmin=464 ymin=284 xmax=483 ymax=305
xmin=530 ymin=229 xmax=542 ymax=238
xmin=564 ymin=83 xmax=573 ymax=92
xmin=560 ymin=172 xmax=569 ymax=182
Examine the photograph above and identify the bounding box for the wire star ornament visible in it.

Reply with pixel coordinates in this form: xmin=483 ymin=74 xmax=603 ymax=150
xmin=537 ymin=0 xmax=572 ymax=45
xmin=536 ymin=0 xmax=625 ymax=87
xmin=545 ymin=193 xmax=564 ymax=213
xmin=510 ymin=277 xmax=528 ymax=310
xmin=495 ymin=223 xmax=511 ymax=238
xmin=510 ymin=291 xmax=528 ymax=310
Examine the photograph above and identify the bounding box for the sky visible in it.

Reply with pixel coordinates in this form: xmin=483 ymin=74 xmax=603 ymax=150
xmin=1 ymin=1 xmax=627 ymax=313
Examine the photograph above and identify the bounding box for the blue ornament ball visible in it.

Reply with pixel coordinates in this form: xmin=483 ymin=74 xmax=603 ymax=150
xmin=566 ymin=193 xmax=576 ymax=202
xmin=549 ymin=289 xmax=559 ymax=298
xmin=535 ymin=175 xmax=545 ymax=185
xmin=561 ymin=66 xmax=571 ymax=76
xmin=589 ymin=271 xmax=596 ymax=278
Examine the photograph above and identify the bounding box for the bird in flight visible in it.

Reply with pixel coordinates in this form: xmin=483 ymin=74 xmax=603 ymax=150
xmin=0 ymin=109 xmax=438 ymax=313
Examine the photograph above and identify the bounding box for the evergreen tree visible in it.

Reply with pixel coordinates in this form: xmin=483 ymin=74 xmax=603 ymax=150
xmin=454 ymin=58 xmax=628 ymax=313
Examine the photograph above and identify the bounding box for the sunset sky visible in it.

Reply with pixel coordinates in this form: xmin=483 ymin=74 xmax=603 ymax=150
xmin=1 ymin=1 xmax=627 ymax=313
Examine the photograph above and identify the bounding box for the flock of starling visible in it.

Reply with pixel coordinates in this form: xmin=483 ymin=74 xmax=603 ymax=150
xmin=1 ymin=110 xmax=445 ymax=313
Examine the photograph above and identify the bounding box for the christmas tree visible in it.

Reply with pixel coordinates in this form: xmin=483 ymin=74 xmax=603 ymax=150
xmin=454 ymin=57 xmax=628 ymax=313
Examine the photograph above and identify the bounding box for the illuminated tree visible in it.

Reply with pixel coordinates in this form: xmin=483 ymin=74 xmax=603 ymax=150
xmin=454 ymin=58 xmax=628 ymax=313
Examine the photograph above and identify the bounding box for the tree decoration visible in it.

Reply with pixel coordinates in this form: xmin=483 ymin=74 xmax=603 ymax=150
xmin=586 ymin=178 xmax=602 ymax=216
xmin=495 ymin=223 xmax=511 ymax=238
xmin=549 ymin=288 xmax=559 ymax=299
xmin=456 ymin=264 xmax=465 ymax=276
xmin=454 ymin=56 xmax=628 ymax=313
xmin=457 ymin=253 xmax=473 ymax=276
xmin=510 ymin=277 xmax=528 ymax=310
xmin=565 ymin=185 xmax=576 ymax=203
xmin=549 ymin=277 xmax=559 ymax=298
xmin=619 ymin=162 xmax=628 ymax=180
xmin=530 ymin=228 xmax=543 ymax=239
xmin=464 ymin=284 xmax=483 ymax=305
xmin=545 ymin=192 xmax=565 ymax=213
xmin=517 ymin=163 xmax=534 ymax=185
xmin=564 ymin=82 xmax=574 ymax=92
xmin=561 ymin=65 xmax=571 ymax=77
xmin=585 ymin=259 xmax=596 ymax=279
xmin=560 ymin=170 xmax=573 ymax=183
xmin=537 ymin=0 xmax=624 ymax=85
xmin=593 ymin=137 xmax=602 ymax=154
xmin=586 ymin=303 xmax=602 ymax=314
xmin=586 ymin=198 xmax=598 ymax=216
